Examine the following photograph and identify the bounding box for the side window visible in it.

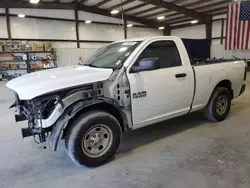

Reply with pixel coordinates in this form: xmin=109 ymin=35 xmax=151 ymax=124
xmin=135 ymin=40 xmax=182 ymax=68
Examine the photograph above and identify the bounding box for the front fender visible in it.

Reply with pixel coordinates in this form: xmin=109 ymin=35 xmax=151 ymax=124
xmin=48 ymin=100 xmax=102 ymax=151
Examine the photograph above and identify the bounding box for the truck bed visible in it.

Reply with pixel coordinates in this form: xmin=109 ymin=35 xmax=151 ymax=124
xmin=190 ymin=60 xmax=246 ymax=112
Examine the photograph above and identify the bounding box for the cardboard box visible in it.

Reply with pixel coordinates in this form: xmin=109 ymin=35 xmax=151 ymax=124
xmin=30 ymin=42 xmax=45 ymax=51
xmin=37 ymin=43 xmax=44 ymax=51
xmin=10 ymin=64 xmax=17 ymax=69
xmin=44 ymin=42 xmax=52 ymax=51
xmin=31 ymin=43 xmax=37 ymax=51
xmin=36 ymin=47 xmax=44 ymax=51
xmin=30 ymin=64 xmax=40 ymax=69
xmin=0 ymin=53 xmax=12 ymax=57
xmin=1 ymin=57 xmax=14 ymax=61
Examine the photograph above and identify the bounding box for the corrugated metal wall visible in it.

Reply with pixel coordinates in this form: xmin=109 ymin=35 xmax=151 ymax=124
xmin=56 ymin=48 xmax=100 ymax=67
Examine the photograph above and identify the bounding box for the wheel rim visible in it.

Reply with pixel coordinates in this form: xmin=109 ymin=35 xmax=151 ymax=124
xmin=215 ymin=95 xmax=228 ymax=115
xmin=81 ymin=125 xmax=113 ymax=158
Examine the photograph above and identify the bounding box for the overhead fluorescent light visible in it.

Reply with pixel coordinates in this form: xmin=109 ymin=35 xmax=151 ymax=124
xmin=110 ymin=10 xmax=119 ymax=14
xmin=85 ymin=20 xmax=92 ymax=24
xmin=158 ymin=26 xmax=165 ymax=30
xmin=157 ymin=16 xmax=165 ymax=20
xmin=191 ymin=20 xmax=198 ymax=24
xmin=30 ymin=0 xmax=40 ymax=4
xmin=18 ymin=14 xmax=26 ymax=18
xmin=127 ymin=24 xmax=133 ymax=27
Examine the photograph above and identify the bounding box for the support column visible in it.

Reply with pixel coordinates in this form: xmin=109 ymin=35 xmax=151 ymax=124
xmin=205 ymin=16 xmax=212 ymax=57
xmin=74 ymin=8 xmax=80 ymax=48
xmin=5 ymin=8 xmax=11 ymax=40
xmin=220 ymin=19 xmax=224 ymax=45
xmin=163 ymin=27 xmax=171 ymax=36
xmin=124 ymin=19 xmax=127 ymax=39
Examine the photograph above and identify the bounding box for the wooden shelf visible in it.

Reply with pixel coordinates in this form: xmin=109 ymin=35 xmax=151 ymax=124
xmin=0 ymin=51 xmax=55 ymax=54
xmin=0 ymin=68 xmax=27 ymax=71
xmin=0 ymin=60 xmax=26 ymax=62
xmin=31 ymin=67 xmax=56 ymax=70
xmin=28 ymin=59 xmax=56 ymax=61
xmin=0 ymin=59 xmax=56 ymax=62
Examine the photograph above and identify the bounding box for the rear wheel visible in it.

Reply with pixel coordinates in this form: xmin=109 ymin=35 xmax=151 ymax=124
xmin=65 ymin=111 xmax=122 ymax=167
xmin=204 ymin=87 xmax=231 ymax=122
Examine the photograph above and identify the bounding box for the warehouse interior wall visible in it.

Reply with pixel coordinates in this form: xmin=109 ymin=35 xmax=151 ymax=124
xmin=0 ymin=8 xmax=162 ymax=67
xmin=0 ymin=8 xmax=249 ymax=67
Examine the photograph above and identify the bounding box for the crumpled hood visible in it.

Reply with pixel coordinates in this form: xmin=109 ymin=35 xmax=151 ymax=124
xmin=6 ymin=65 xmax=113 ymax=100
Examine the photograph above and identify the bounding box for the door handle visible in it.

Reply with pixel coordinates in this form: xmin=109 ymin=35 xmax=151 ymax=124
xmin=175 ymin=73 xmax=187 ymax=78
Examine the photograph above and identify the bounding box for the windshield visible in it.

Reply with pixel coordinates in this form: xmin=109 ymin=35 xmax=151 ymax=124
xmin=84 ymin=41 xmax=141 ymax=69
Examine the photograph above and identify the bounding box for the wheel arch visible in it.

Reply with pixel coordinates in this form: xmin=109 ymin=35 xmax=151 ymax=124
xmin=215 ymin=79 xmax=233 ymax=99
xmin=48 ymin=98 xmax=128 ymax=151
xmin=65 ymin=100 xmax=128 ymax=135
xmin=205 ymin=80 xmax=233 ymax=107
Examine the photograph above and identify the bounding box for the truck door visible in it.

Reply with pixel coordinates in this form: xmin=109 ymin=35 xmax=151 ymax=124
xmin=127 ymin=40 xmax=194 ymax=127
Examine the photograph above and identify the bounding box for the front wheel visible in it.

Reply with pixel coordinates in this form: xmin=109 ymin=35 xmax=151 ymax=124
xmin=65 ymin=111 xmax=122 ymax=167
xmin=204 ymin=87 xmax=231 ymax=122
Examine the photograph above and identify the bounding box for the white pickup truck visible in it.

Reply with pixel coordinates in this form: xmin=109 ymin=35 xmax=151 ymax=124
xmin=7 ymin=36 xmax=247 ymax=167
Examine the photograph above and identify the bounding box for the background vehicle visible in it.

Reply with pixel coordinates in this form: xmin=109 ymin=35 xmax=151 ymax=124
xmin=6 ymin=36 xmax=247 ymax=167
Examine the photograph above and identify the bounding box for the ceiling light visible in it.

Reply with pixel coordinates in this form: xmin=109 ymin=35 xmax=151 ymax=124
xmin=158 ymin=26 xmax=165 ymax=30
xmin=191 ymin=20 xmax=198 ymax=24
xmin=85 ymin=20 xmax=92 ymax=24
xmin=127 ymin=24 xmax=133 ymax=27
xmin=157 ymin=16 xmax=165 ymax=20
xmin=111 ymin=10 xmax=119 ymax=14
xmin=18 ymin=14 xmax=25 ymax=18
xmin=30 ymin=0 xmax=40 ymax=4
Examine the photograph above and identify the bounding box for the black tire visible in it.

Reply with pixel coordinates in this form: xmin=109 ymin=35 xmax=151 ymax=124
xmin=204 ymin=87 xmax=231 ymax=122
xmin=65 ymin=110 xmax=122 ymax=167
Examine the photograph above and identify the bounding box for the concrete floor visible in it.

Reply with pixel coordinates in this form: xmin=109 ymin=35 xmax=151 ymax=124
xmin=1 ymin=74 xmax=250 ymax=188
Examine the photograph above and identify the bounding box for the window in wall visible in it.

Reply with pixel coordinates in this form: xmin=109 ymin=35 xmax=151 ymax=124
xmin=136 ymin=40 xmax=182 ymax=68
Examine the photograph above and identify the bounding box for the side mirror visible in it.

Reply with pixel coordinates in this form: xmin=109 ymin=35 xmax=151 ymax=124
xmin=131 ymin=57 xmax=160 ymax=73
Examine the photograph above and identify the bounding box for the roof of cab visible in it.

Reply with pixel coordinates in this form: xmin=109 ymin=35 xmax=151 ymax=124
xmin=114 ymin=36 xmax=181 ymax=43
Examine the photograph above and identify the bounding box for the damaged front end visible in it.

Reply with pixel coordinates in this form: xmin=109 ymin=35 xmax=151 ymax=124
xmin=12 ymin=92 xmax=61 ymax=144
xmin=11 ymin=83 xmax=105 ymax=146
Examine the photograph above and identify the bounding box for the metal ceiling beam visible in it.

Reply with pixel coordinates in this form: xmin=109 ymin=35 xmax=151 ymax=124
xmin=167 ymin=17 xmax=192 ymax=24
xmin=79 ymin=4 xmax=160 ymax=28
xmin=0 ymin=1 xmax=74 ymax=9
xmin=78 ymin=0 xmax=89 ymax=4
xmin=127 ymin=0 xmax=185 ymax=17
xmin=144 ymin=10 xmax=168 ymax=19
xmin=167 ymin=6 xmax=227 ymax=25
xmin=0 ymin=1 xmax=160 ymax=28
xmin=165 ymin=3 xmax=229 ymax=23
xmin=130 ymin=7 xmax=160 ymax=17
xmin=123 ymin=3 xmax=148 ymax=13
xmin=144 ymin=0 xmax=228 ymax=19
xmin=108 ymin=0 xmax=135 ymax=10
xmin=93 ymin=0 xmax=112 ymax=8
xmin=194 ymin=0 xmax=230 ymax=10
xmin=139 ymin=0 xmax=208 ymax=21
xmin=205 ymin=7 xmax=227 ymax=14
xmin=212 ymin=11 xmax=227 ymax=16
xmin=171 ymin=0 xmax=187 ymax=4
xmin=170 ymin=21 xmax=205 ymax=29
